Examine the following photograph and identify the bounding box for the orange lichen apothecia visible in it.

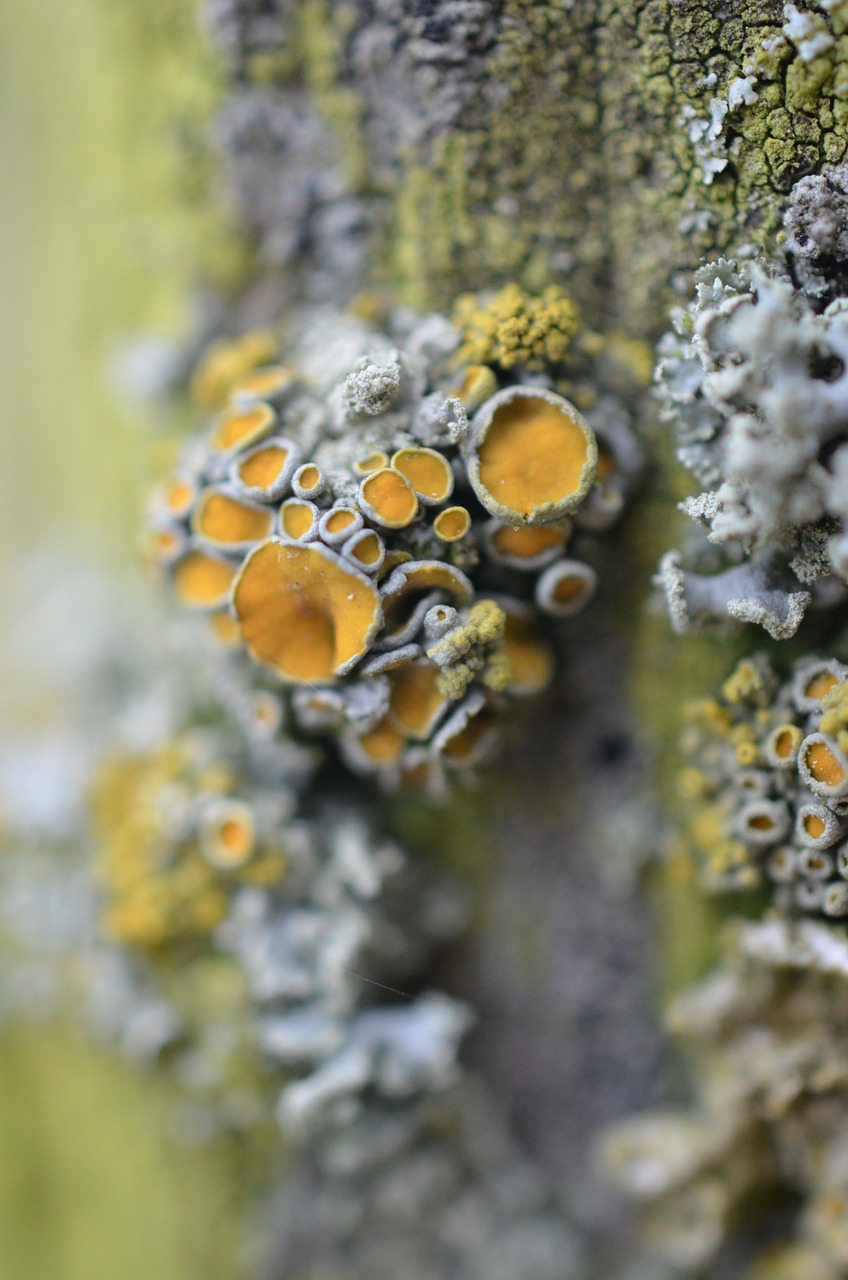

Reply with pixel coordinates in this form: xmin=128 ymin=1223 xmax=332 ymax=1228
xmin=148 ymin=304 xmax=639 ymax=788
xmin=678 ymin=653 xmax=848 ymax=917
xmin=464 ymin=387 xmax=597 ymax=525
xmin=234 ymin=541 xmax=382 ymax=682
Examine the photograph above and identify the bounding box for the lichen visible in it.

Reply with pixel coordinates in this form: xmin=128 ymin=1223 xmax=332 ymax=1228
xmin=92 ymin=733 xmax=295 ymax=949
xmin=655 ymin=225 xmax=848 ymax=637
xmin=673 ymin=652 xmax=848 ymax=917
xmin=453 ymin=283 xmax=580 ymax=371
xmin=195 ymin=0 xmax=848 ymax=338
xmin=603 ymin=916 xmax=848 ymax=1277
xmin=151 ymin=299 xmax=638 ymax=790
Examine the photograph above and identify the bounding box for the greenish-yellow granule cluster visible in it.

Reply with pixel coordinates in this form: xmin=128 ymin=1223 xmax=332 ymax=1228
xmin=427 ymin=599 xmax=513 ymax=700
xmin=453 ymin=284 xmax=579 ymax=371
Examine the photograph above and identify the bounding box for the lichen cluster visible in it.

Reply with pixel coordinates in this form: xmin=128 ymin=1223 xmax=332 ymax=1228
xmin=269 ymin=1078 xmax=587 ymax=1280
xmin=87 ymin=709 xmax=472 ymax=1141
xmin=0 ymin=552 xmax=593 ymax=1279
xmin=604 ymin=918 xmax=848 ymax=1279
xmin=675 ymin=654 xmax=848 ymax=917
xmin=150 ymin=296 xmax=638 ymax=788
xmin=656 ymin=200 xmax=848 ymax=639
xmin=26 ymin=0 xmax=848 ymax=1270
xmin=91 ymin=732 xmax=298 ymax=949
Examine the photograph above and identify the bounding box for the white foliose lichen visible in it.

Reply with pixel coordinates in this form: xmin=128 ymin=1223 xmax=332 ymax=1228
xmin=655 ymin=186 xmax=848 ymax=637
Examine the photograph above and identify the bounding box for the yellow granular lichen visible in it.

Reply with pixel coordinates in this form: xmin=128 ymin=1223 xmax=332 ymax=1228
xmin=453 ymin=283 xmax=579 ymax=372
xmin=90 ymin=740 xmax=287 ymax=952
xmin=481 ymin=649 xmax=513 ymax=694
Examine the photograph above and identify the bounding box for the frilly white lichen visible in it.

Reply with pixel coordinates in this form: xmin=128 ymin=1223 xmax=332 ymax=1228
xmin=655 ymin=184 xmax=848 ymax=637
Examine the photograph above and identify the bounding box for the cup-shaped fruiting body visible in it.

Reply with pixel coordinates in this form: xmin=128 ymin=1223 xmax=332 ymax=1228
xmin=423 ymin=604 xmax=459 ymax=642
xmin=212 ymin=401 xmax=276 ymax=455
xmin=792 ymin=659 xmax=847 ymax=712
xmin=150 ymin=303 xmax=637 ymax=789
xmin=735 ymin=799 xmax=791 ymax=846
xmin=796 ymin=803 xmax=844 ymax=849
xmin=496 ymin=597 xmax=554 ymax=697
xmin=239 ymin=690 xmax=285 ymax=741
xmin=173 ymin=549 xmax=238 ymax=610
xmin=358 ymin=468 xmax=419 ymax=528
xmin=229 ymin=364 xmax=292 ymax=406
xmin=292 ymin=462 xmax=327 ymax=501
xmin=464 ymin=387 xmax=597 ymax=526
xmin=191 ymin=330 xmax=278 ymax=410
xmin=483 ymin=519 xmax=570 ymax=571
xmin=797 ymin=847 xmax=835 ymax=882
xmin=453 ymin=364 xmax=498 ymax=412
xmin=432 ymin=690 xmax=499 ymax=769
xmin=824 ymin=881 xmax=848 ymax=916
xmin=390 ymin=448 xmax=454 ymax=506
xmin=151 ymin=474 xmax=198 ymax=522
xmin=230 ymin=436 xmax=302 ymax=502
xmin=433 ymin=507 xmax=471 ymax=543
xmin=764 ymin=723 xmax=804 ymax=769
xmin=192 ymin=487 xmax=275 ymax=551
xmin=200 ymin=798 xmax=256 ymax=868
xmin=279 ymin=498 xmax=320 ymax=542
xmin=798 ymin=734 xmax=848 ymax=799
xmin=387 ymin=661 xmax=450 ymax=740
xmin=535 ymin=559 xmax=598 ymax=618
xmin=341 ymin=528 xmax=385 ymax=574
xmin=678 ymin=654 xmax=848 ymax=918
xmin=233 ymin=540 xmax=383 ymax=683
xmin=352 ymin=449 xmax=389 ymax=476
xmin=318 ymin=505 xmax=364 ymax=546
xmin=145 ymin=522 xmax=187 ymax=567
